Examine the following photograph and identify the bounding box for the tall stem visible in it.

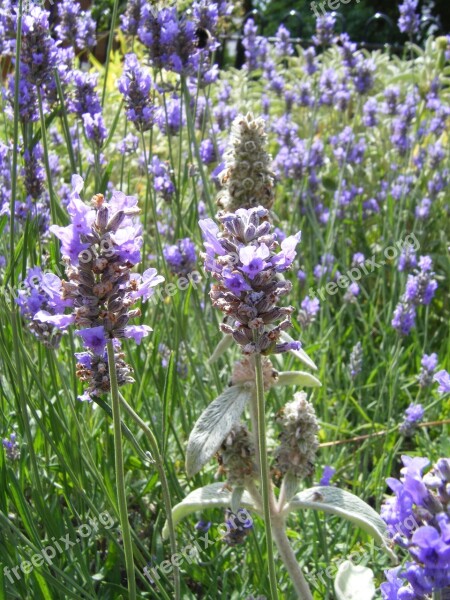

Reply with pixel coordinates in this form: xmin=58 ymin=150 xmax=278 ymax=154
xmin=107 ymin=340 xmax=136 ymax=600
xmin=118 ymin=392 xmax=181 ymax=600
xmin=271 ymin=517 xmax=314 ymax=600
xmin=253 ymin=351 xmax=279 ymax=600
xmin=37 ymin=87 xmax=57 ymax=226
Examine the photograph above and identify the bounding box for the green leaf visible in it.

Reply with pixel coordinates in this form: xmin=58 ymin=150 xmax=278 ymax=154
xmin=285 ymin=486 xmax=395 ymax=560
xmin=162 ymin=483 xmax=257 ymax=540
xmin=334 ymin=561 xmax=375 ymax=600
xmin=208 ymin=333 xmax=234 ymax=363
xmin=280 ymin=331 xmax=318 ymax=371
xmin=275 ymin=371 xmax=321 ymax=388
xmin=186 ymin=384 xmax=252 ymax=477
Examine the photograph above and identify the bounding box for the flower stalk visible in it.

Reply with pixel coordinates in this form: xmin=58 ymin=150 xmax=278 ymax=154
xmin=107 ymin=340 xmax=136 ymax=600
xmin=253 ymin=349 xmax=279 ymax=600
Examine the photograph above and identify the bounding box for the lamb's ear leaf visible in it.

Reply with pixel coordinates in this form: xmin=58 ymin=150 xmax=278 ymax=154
xmin=186 ymin=384 xmax=252 ymax=478
xmin=208 ymin=334 xmax=234 ymax=363
xmin=285 ymin=486 xmax=396 ymax=560
xmin=162 ymin=483 xmax=257 ymax=540
xmin=275 ymin=371 xmax=322 ymax=388
xmin=334 ymin=561 xmax=376 ymax=600
xmin=280 ymin=331 xmax=318 ymax=371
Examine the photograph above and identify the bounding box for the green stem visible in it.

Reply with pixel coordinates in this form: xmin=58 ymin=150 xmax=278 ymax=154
xmin=271 ymin=517 xmax=313 ymax=600
xmin=101 ymin=0 xmax=120 ymax=108
xmin=118 ymin=392 xmax=181 ymax=600
xmin=37 ymin=87 xmax=57 ymax=225
xmin=253 ymin=351 xmax=279 ymax=600
xmin=9 ymin=0 xmax=23 ymax=286
xmin=106 ymin=340 xmax=136 ymax=600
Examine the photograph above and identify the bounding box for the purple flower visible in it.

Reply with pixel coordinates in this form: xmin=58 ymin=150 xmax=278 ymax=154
xmin=399 ymin=403 xmax=424 ymax=436
xmin=70 ymin=71 xmax=102 ymax=117
xmin=200 ymin=207 xmax=301 ymax=355
xmin=120 ymin=0 xmax=145 ymax=37
xmin=398 ymin=245 xmax=417 ymax=272
xmin=222 ymin=268 xmax=252 ymax=294
xmin=319 ymin=466 xmax=335 ymax=486
xmin=274 ymin=24 xmax=293 ymax=58
xmin=380 ymin=567 xmax=405 ymax=599
xmin=124 ymin=324 xmax=152 ymax=344
xmin=240 ymin=244 xmax=270 ymax=279
xmin=242 ymin=18 xmax=268 ymax=71
xmin=418 ymin=353 xmax=438 ymax=387
xmin=398 ymin=0 xmax=420 ymax=35
xmin=82 ymin=112 xmax=107 ymax=147
xmin=2 ymin=432 xmax=20 ymax=461
xmin=313 ymin=13 xmax=336 ymax=46
xmin=163 ymin=238 xmax=197 ymax=277
xmin=130 ymin=268 xmax=165 ymax=301
xmin=434 ymin=370 xmax=450 ymax=394
xmin=392 ymin=301 xmax=416 ymax=336
xmin=76 ymin=326 xmax=108 ymax=355
xmin=298 ymin=295 xmax=320 ymax=328
xmin=21 ymin=5 xmax=59 ymax=87
xmin=118 ymin=53 xmax=154 ymax=132
xmin=55 ymin=0 xmax=96 ymax=51
xmin=39 ymin=177 xmax=163 ymax=399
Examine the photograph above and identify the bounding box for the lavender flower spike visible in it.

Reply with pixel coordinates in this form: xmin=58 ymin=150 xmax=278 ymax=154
xmin=36 ymin=176 xmax=164 ymax=400
xmin=200 ymin=207 xmax=301 ymax=355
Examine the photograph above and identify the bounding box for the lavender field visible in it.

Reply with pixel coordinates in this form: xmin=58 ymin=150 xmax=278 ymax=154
xmin=0 ymin=1 xmax=449 ymax=598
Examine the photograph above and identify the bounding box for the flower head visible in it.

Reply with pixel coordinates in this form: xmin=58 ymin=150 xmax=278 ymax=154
xmin=275 ymin=392 xmax=319 ymax=480
xmin=200 ymin=206 xmax=300 ymax=355
xmin=37 ymin=177 xmax=163 ymax=400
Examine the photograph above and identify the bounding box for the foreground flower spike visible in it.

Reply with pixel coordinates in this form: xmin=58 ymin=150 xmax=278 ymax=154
xmin=34 ymin=175 xmax=164 ymax=399
xmin=381 ymin=456 xmax=450 ymax=597
xmin=217 ymin=113 xmax=275 ymax=213
xmin=199 ymin=206 xmax=301 ymax=355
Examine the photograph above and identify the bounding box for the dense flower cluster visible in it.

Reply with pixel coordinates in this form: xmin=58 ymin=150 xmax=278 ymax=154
xmin=21 ymin=5 xmax=59 ymax=87
xmin=398 ymin=0 xmax=420 ymax=36
xmin=200 ymin=207 xmax=301 ymax=355
xmin=55 ymin=0 xmax=96 ymax=52
xmin=399 ymin=403 xmax=424 ymax=436
xmin=417 ymin=353 xmax=438 ymax=387
xmin=137 ymin=1 xmax=220 ymax=76
xmin=392 ymin=256 xmax=438 ymax=336
xmin=2 ymin=433 xmax=20 ymax=461
xmin=217 ymin=424 xmax=256 ymax=486
xmin=434 ymin=370 xmax=450 ymax=394
xmin=216 ymin=113 xmax=274 ymax=213
xmin=33 ymin=175 xmax=163 ymax=399
xmin=163 ymin=238 xmax=197 ymax=277
xmin=118 ymin=53 xmax=155 ymax=132
xmin=16 ymin=267 xmax=67 ymax=348
xmin=381 ymin=456 xmax=450 ymax=598
xmin=275 ymin=392 xmax=319 ymax=480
